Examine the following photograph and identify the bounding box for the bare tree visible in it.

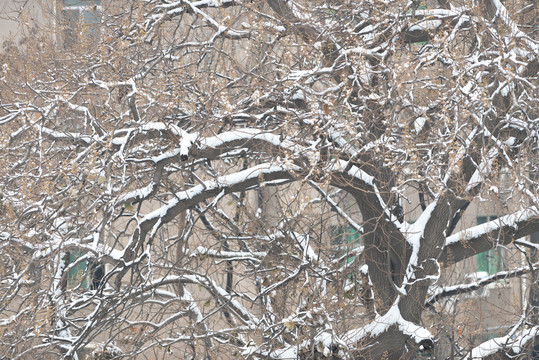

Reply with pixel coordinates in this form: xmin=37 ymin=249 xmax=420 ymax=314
xmin=0 ymin=0 xmax=538 ymax=359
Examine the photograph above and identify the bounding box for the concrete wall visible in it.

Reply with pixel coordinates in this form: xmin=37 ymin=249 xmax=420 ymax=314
xmin=0 ymin=0 xmax=51 ymax=47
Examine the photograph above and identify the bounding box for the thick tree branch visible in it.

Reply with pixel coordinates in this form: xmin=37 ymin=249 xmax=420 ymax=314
xmin=440 ymin=208 xmax=539 ymax=266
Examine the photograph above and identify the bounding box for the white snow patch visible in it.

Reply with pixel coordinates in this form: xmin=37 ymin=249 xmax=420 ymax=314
xmin=470 ymin=325 xmax=539 ymax=358
xmin=413 ymin=117 xmax=426 ymax=133
xmin=295 ymin=233 xmax=319 ymax=262
xmin=359 ymin=264 xmax=368 ymax=275
xmin=445 ymin=207 xmax=538 ymax=246
xmin=471 ymin=336 xmax=509 ymax=358
xmin=345 ymin=299 xmax=432 ymax=345
xmin=118 ymin=182 xmax=155 ymax=204
xmin=408 ymin=20 xmax=442 ymax=32
xmin=141 ymin=163 xmax=298 ymax=223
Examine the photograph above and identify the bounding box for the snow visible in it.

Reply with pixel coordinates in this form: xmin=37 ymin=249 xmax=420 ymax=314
xmin=504 ymin=137 xmax=516 ymax=146
xmin=53 ymin=217 xmax=70 ymax=235
xmin=332 ymin=160 xmax=374 ymax=186
xmin=141 ymin=163 xmax=298 ymax=223
xmin=205 ymin=277 xmax=261 ymax=326
xmin=428 ymin=263 xmax=538 ymax=306
xmin=40 ymin=126 xmax=98 ymax=145
xmin=0 ymin=110 xmax=20 ymax=125
xmin=290 ymin=89 xmax=306 ymax=101
xmin=200 ymin=128 xmax=302 ymax=155
xmin=273 ymin=346 xmax=298 ymax=359
xmin=445 ymin=207 xmax=538 ymax=246
xmin=109 ymin=248 xmax=125 ymax=260
xmin=398 ymin=201 xmax=437 ymax=292
xmin=469 ymin=325 xmax=539 ymax=358
xmin=52 ymin=253 xmax=68 ymax=298
xmin=465 ymin=147 xmax=498 ymax=192
xmin=118 ymin=182 xmax=155 ymax=204
xmin=316 ymin=332 xmax=334 ymax=357
xmin=470 ymin=337 xmax=506 ymax=358
xmin=112 ymin=134 xmax=129 ymax=146
xmin=191 ymin=246 xmax=267 ymax=261
xmin=147 ymin=273 xmax=260 ymax=328
xmin=150 ymin=148 xmax=181 ymax=163
xmin=359 ymin=264 xmax=368 ymax=275
xmin=413 ymin=117 xmax=426 ymax=133
xmin=512 ymin=326 xmax=539 ymax=354
xmin=515 ymin=238 xmax=539 ymax=251
xmin=408 ymin=20 xmax=442 ymax=32
xmin=398 ymin=319 xmax=432 ymax=344
xmin=295 ymin=233 xmax=318 ymax=262
xmin=140 ymin=122 xmax=168 ymax=132
xmin=171 ymin=125 xmax=198 ymax=158
xmin=410 ymin=9 xmax=462 ymax=18
xmin=345 ymin=299 xmax=432 ymax=345
xmin=490 ymin=0 xmax=538 ymax=52
xmin=467 ymin=271 xmax=489 ymax=280
xmin=86 ymin=342 xmax=123 ymax=358
xmin=111 ymin=123 xmax=197 ymax=158
xmin=244 ymin=343 xmax=299 ymax=359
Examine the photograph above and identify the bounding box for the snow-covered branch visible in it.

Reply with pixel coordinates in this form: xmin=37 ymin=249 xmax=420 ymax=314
xmin=441 ymin=207 xmax=539 ymax=265
xmin=469 ymin=325 xmax=539 ymax=359
xmin=426 ymin=262 xmax=539 ymax=308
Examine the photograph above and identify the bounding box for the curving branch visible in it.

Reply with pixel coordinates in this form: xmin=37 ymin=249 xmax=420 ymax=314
xmin=441 ymin=208 xmax=539 ymax=266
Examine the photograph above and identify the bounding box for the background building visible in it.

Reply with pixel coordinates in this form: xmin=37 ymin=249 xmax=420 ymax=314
xmin=0 ymin=0 xmax=538 ymax=359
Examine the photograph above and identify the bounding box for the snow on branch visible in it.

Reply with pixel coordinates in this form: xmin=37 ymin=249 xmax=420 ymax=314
xmin=490 ymin=0 xmax=538 ymax=52
xmin=308 ymin=181 xmax=363 ymax=234
xmin=401 ymin=7 xmax=470 ymax=43
xmin=445 ymin=207 xmax=539 ymax=247
xmin=141 ymin=0 xmax=246 ymax=41
xmin=128 ymin=128 xmax=306 ymax=166
xmin=150 ymin=0 xmax=237 ymax=16
xmin=40 ymin=126 xmax=102 ymax=145
xmin=137 ymin=163 xmax=298 ymax=239
xmin=470 ymin=325 xmax=539 ymax=359
xmin=196 ymin=128 xmax=309 ymax=164
xmin=426 ymin=262 xmax=539 ymax=308
xmin=189 ymin=246 xmax=267 ymax=263
xmin=441 ymin=207 xmax=539 ymax=265
xmin=117 ymin=181 xmax=157 ymax=206
xmin=342 ymin=298 xmax=433 ymax=351
xmin=184 ymin=274 xmax=261 ymax=327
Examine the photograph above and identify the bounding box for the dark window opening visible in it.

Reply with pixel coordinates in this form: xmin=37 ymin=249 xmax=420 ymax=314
xmin=67 ymin=252 xmax=104 ymax=290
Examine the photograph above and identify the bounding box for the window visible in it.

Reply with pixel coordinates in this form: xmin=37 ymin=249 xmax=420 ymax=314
xmin=330 ymin=225 xmax=361 ymax=262
xmin=476 ymin=216 xmax=503 ymax=276
xmin=67 ymin=251 xmax=104 ymax=290
xmin=58 ymin=0 xmax=101 ymax=49
xmin=330 ymin=225 xmax=362 ymax=292
xmin=405 ymin=1 xmax=430 ymax=46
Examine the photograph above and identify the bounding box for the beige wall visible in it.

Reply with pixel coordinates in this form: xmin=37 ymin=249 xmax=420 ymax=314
xmin=0 ymin=0 xmax=21 ymax=43
xmin=0 ymin=0 xmax=50 ymax=46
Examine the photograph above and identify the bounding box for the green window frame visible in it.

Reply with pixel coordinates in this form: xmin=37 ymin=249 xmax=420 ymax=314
xmin=330 ymin=225 xmax=362 ymax=292
xmin=67 ymin=251 xmax=88 ymax=288
xmin=476 ymin=216 xmax=502 ymax=276
xmin=330 ymin=225 xmax=361 ymax=262
xmin=67 ymin=252 xmax=104 ymax=290
xmin=404 ymin=1 xmax=429 ymax=46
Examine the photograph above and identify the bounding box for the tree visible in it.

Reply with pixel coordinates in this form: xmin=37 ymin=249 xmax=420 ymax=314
xmin=0 ymin=0 xmax=538 ymax=359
